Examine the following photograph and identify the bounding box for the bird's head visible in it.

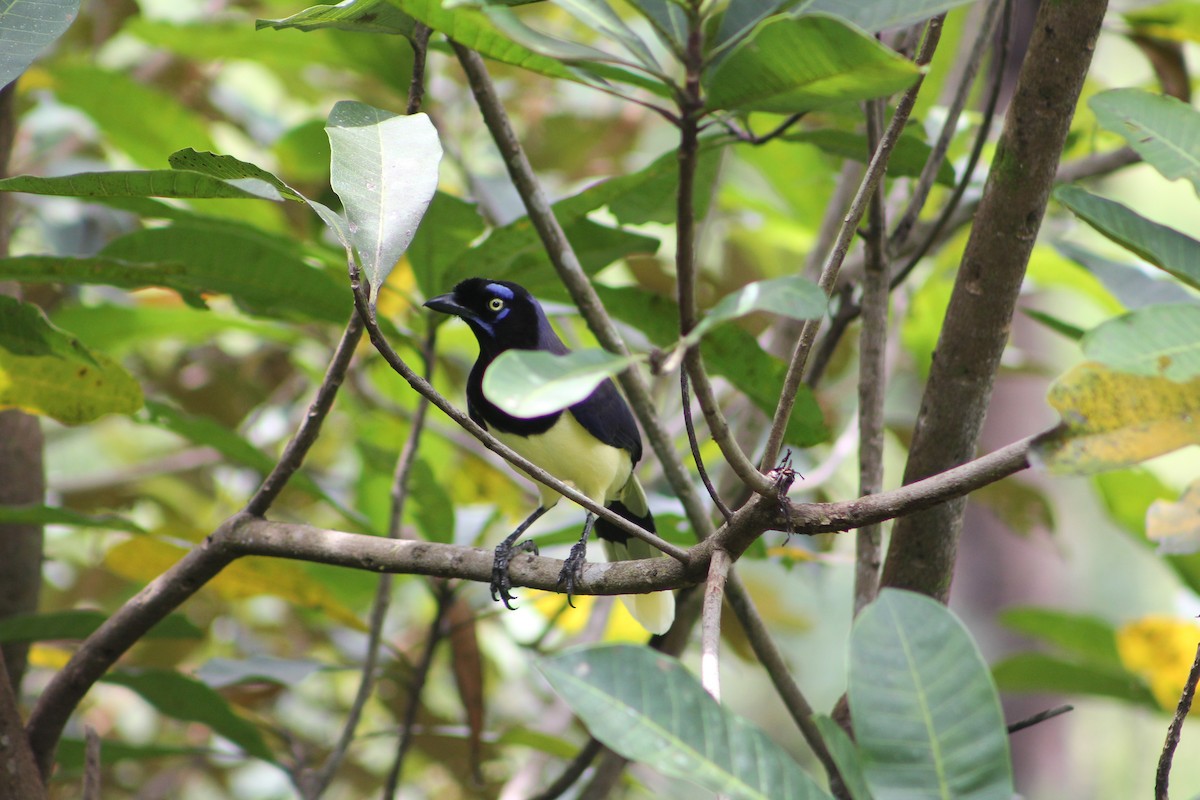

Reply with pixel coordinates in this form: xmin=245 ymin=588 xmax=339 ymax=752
xmin=424 ymin=278 xmax=542 ymax=354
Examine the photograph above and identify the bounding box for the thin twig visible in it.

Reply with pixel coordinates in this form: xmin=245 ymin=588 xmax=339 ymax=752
xmin=382 ymin=583 xmax=453 ymax=798
xmin=889 ymin=0 xmax=1011 ymax=289
xmin=674 ymin=21 xmax=772 ymax=497
xmin=759 ymin=15 xmax=945 ymax=471
xmin=681 ymin=370 xmax=733 ymax=522
xmin=82 ymin=725 xmax=100 ymax=800
xmin=724 ymin=573 xmax=840 ymax=786
xmin=718 ymin=112 xmax=805 ymax=145
xmin=700 ymin=550 xmax=731 ymax=700
xmin=449 ymin=42 xmax=716 ymax=542
xmin=306 ymin=329 xmax=438 ymax=799
xmin=1156 ymin=640 xmax=1200 ymax=800
xmin=888 ymin=0 xmax=1005 ymax=253
xmin=527 ymin=739 xmax=606 ymax=800
xmin=1007 ymin=704 xmax=1073 ymax=735
xmin=854 ymin=97 xmax=889 ymax=617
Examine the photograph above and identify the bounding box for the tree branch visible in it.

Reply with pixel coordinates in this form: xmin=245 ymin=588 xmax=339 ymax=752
xmin=854 ymin=97 xmax=888 ymax=617
xmin=21 ymin=432 xmax=1033 ymax=777
xmin=1156 ymin=640 xmax=1200 ymax=800
xmin=879 ymin=0 xmax=1109 ymax=601
xmin=700 ymin=549 xmax=731 ymax=700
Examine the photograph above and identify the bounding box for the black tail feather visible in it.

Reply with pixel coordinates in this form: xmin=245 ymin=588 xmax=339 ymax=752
xmin=594 ymin=501 xmax=655 ymax=545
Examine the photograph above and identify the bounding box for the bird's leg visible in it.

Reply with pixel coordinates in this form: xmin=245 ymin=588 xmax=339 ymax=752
xmin=557 ymin=512 xmax=596 ymax=608
xmin=491 ymin=506 xmax=547 ymax=610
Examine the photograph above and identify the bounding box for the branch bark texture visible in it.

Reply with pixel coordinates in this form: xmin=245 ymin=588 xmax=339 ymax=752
xmin=879 ymin=0 xmax=1109 ymax=601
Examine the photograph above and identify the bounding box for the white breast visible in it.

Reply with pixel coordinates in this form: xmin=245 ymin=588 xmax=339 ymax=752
xmin=490 ymin=412 xmax=633 ymax=509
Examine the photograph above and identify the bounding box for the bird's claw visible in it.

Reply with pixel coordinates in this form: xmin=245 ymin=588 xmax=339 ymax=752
xmin=555 ymin=541 xmax=588 ymax=609
xmin=491 ymin=539 xmax=538 ymax=610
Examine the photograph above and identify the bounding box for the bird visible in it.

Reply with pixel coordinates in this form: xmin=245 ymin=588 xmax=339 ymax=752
xmin=424 ymin=278 xmax=674 ymax=634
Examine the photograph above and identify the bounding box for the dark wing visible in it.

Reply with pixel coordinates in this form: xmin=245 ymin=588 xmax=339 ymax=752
xmin=569 ymin=378 xmax=643 ymax=465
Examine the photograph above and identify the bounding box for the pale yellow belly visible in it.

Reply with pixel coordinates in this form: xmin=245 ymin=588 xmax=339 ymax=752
xmin=490 ymin=412 xmax=632 ymax=509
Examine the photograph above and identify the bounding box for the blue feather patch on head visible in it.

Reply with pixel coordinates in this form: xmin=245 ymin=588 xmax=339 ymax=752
xmin=487 ymin=283 xmax=515 ymax=300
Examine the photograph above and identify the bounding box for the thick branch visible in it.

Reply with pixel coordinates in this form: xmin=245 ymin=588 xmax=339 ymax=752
xmin=22 ymin=434 xmax=1031 ymax=777
xmin=879 ymin=0 xmax=1109 ymax=601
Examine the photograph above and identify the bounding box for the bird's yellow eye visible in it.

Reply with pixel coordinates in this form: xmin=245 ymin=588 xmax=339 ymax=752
xmin=488 ymin=298 xmax=505 ymax=312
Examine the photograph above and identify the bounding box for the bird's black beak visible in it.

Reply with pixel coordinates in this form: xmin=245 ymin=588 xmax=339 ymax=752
xmin=424 ymin=293 xmax=473 ymax=321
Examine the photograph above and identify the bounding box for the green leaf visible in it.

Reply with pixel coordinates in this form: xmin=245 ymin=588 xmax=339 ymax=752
xmin=102 ymin=669 xmax=275 ymax=762
xmin=326 ymin=102 xmax=442 ymax=296
xmin=687 ymin=275 xmax=827 ymax=344
xmin=807 ymin=0 xmax=976 ymax=34
xmin=0 ymin=255 xmax=204 ymax=307
xmin=48 ymin=63 xmax=217 ymax=168
xmin=50 ymin=304 xmax=291 ymax=356
xmin=1090 ymin=89 xmax=1200 ymax=195
xmin=538 ymin=644 xmax=833 ymax=799
xmin=628 ymin=0 xmax=688 ymax=55
xmin=704 ymin=14 xmax=922 ymax=114
xmin=0 ymin=504 xmax=144 ymax=533
xmin=1124 ymin=1 xmax=1200 ymax=43
xmin=0 ymin=296 xmax=143 ymax=425
xmin=0 ymin=0 xmax=80 ymax=87
xmin=55 ymin=738 xmax=200 ymax=773
xmin=408 ymin=192 xmax=487 ymax=296
xmin=1021 ymin=308 xmax=1084 ymax=341
xmin=992 ymin=652 xmax=1157 ymax=708
xmin=998 ymin=607 xmax=1122 ymax=668
xmin=812 ymin=715 xmax=873 ymax=800
xmin=482 ymin=348 xmax=641 ymax=418
xmin=140 ymin=400 xmax=370 ymax=530
xmin=407 ymin=457 xmax=456 ymax=543
xmin=168 ymin=149 xmax=306 ymax=202
xmin=549 ymin=0 xmax=660 ymax=71
xmin=0 ymin=170 xmax=283 ymax=201
xmin=0 ymin=609 xmax=202 ymax=643
xmin=98 ymin=218 xmax=351 ymax=323
xmin=850 ymin=589 xmax=1013 ymax=800
xmin=598 ymin=285 xmax=829 ymax=446
xmin=784 ymin=129 xmax=956 ymax=186
xmin=256 ymin=0 xmax=417 ymax=34
xmin=713 ymin=0 xmax=807 ymax=57
xmin=1054 ymin=185 xmax=1200 ymax=290
xmin=1082 ymin=304 xmax=1200 ymax=381
xmin=1095 ymin=469 xmax=1200 ymax=595
xmin=1056 ymin=242 xmax=1198 ymax=310
xmin=438 ymin=218 xmax=658 ymax=300
xmin=388 ymin=0 xmax=611 ymax=85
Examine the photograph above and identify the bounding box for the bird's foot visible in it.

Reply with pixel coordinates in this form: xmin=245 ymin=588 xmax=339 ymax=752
xmin=556 ymin=540 xmax=588 ymax=608
xmin=491 ymin=538 xmax=539 ymax=610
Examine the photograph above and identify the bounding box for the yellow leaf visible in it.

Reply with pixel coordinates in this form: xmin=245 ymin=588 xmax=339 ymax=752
xmin=105 ymin=538 xmax=366 ymax=631
xmin=1148 ymin=479 xmax=1200 ymax=554
xmin=1032 ymin=362 xmax=1200 ymax=474
xmin=1117 ymin=616 xmax=1200 ymax=712
xmin=28 ymin=644 xmax=72 ymax=669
